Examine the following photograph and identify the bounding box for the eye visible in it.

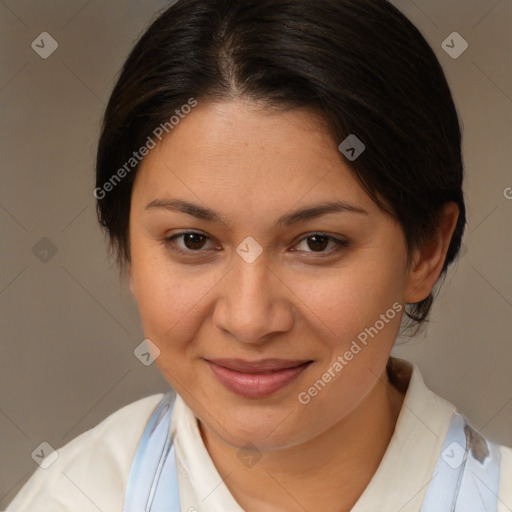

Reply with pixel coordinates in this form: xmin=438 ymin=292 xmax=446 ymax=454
xmin=164 ymin=231 xmax=218 ymax=254
xmin=293 ymin=233 xmax=349 ymax=254
xmin=163 ymin=231 xmax=349 ymax=257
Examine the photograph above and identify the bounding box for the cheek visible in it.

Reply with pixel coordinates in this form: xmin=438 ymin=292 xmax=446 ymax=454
xmin=291 ymin=259 xmax=406 ymax=428
xmin=130 ymin=226 xmax=408 ymax=357
xmin=284 ymin=253 xmax=406 ymax=343
xmin=129 ymin=241 xmax=215 ymax=349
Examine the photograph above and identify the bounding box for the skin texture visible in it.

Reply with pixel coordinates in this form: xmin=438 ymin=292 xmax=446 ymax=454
xmin=128 ymin=99 xmax=459 ymax=511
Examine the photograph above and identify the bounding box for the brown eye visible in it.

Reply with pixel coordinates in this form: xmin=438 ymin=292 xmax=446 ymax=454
xmin=182 ymin=233 xmax=208 ymax=250
xmin=306 ymin=235 xmax=329 ymax=252
xmin=294 ymin=233 xmax=349 ymax=254
xmin=164 ymin=231 xmax=215 ymax=255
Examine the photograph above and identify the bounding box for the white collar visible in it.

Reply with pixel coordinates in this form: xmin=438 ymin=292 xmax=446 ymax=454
xmin=170 ymin=357 xmax=455 ymax=512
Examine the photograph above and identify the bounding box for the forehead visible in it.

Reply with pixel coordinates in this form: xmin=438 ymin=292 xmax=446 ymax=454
xmin=133 ymin=99 xmax=376 ymax=219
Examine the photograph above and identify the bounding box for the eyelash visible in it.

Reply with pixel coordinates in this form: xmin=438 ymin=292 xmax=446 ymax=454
xmin=163 ymin=231 xmax=349 ymax=258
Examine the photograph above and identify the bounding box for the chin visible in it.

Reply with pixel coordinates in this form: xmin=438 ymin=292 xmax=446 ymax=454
xmin=208 ymin=407 xmax=312 ymax=451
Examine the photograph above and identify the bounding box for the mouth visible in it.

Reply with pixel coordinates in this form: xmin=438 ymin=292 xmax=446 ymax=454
xmin=204 ymin=358 xmax=313 ymax=398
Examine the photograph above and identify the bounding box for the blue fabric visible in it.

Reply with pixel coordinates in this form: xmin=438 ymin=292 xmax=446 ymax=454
xmin=122 ymin=391 xmax=180 ymax=512
xmin=123 ymin=393 xmax=501 ymax=511
xmin=420 ymin=410 xmax=501 ymax=511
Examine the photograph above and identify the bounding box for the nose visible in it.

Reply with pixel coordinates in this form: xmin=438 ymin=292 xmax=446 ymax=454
xmin=212 ymin=254 xmax=294 ymax=345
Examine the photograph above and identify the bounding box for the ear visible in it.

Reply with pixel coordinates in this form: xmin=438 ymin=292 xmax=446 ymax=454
xmin=405 ymin=202 xmax=460 ymax=304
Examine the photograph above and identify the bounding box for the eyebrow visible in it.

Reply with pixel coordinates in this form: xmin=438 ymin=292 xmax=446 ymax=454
xmin=145 ymin=198 xmax=368 ymax=227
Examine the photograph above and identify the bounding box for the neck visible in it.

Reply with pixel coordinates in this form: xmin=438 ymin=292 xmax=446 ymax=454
xmin=199 ymin=364 xmax=406 ymax=512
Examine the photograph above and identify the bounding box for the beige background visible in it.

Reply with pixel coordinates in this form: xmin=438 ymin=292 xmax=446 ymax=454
xmin=0 ymin=0 xmax=511 ymax=507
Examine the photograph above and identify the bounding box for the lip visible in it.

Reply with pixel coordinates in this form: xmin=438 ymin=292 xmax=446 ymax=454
xmin=205 ymin=358 xmax=313 ymax=399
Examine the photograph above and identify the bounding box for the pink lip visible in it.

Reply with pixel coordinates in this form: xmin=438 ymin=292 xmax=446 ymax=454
xmin=205 ymin=359 xmax=313 ymax=399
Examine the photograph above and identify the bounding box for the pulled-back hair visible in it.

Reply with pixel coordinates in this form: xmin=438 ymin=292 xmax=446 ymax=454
xmin=95 ymin=0 xmax=466 ymax=329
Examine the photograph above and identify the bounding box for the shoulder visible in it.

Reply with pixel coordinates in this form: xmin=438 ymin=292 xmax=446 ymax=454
xmin=390 ymin=356 xmax=512 ymax=506
xmin=498 ymin=443 xmax=512 ymax=511
xmin=5 ymin=393 xmax=165 ymax=512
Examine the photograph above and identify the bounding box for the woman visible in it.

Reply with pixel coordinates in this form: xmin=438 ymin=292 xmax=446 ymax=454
xmin=7 ymin=0 xmax=511 ymax=510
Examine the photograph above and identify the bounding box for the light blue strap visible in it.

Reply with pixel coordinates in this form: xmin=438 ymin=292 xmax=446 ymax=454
xmin=122 ymin=391 xmax=181 ymax=512
xmin=420 ymin=410 xmax=501 ymax=512
xmin=124 ymin=395 xmax=502 ymax=512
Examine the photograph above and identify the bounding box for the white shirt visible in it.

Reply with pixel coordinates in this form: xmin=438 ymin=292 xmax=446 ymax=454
xmin=6 ymin=357 xmax=512 ymax=511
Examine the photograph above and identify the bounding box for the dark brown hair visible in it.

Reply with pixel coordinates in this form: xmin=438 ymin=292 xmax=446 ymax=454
xmin=95 ymin=0 xmax=466 ymax=330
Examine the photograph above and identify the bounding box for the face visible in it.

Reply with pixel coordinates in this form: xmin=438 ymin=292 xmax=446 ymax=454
xmin=129 ymin=99 xmax=414 ymax=451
